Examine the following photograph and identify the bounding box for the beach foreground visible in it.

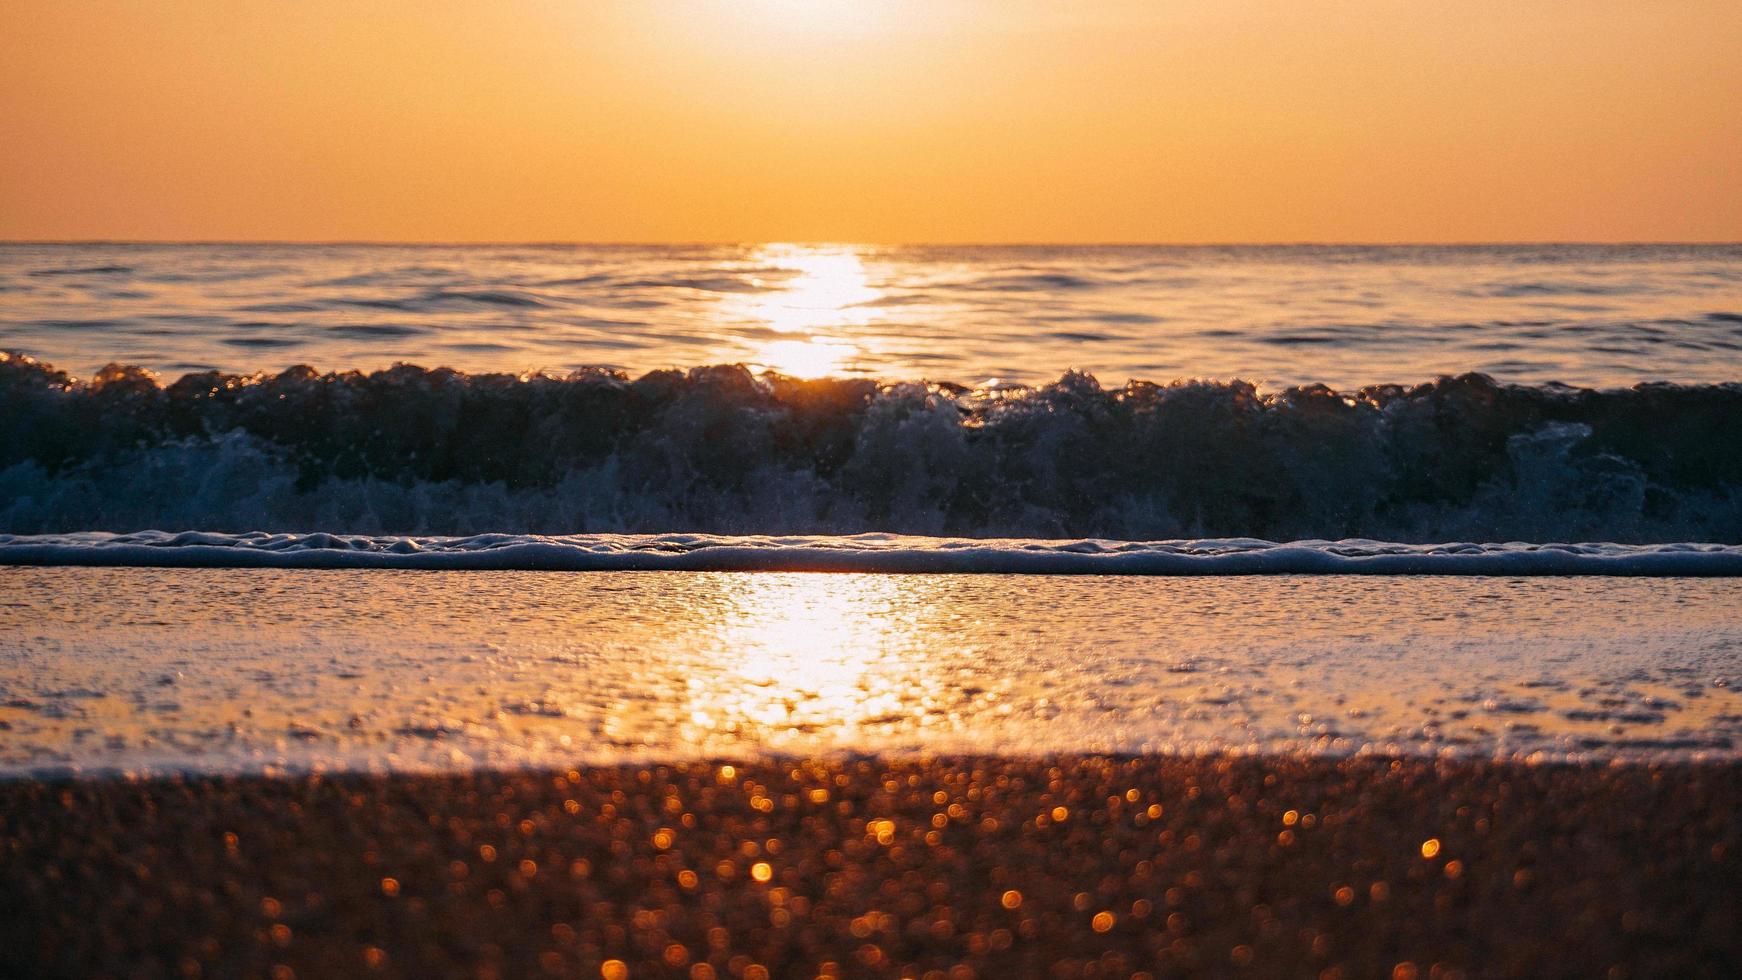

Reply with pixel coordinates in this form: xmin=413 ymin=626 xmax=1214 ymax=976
xmin=4 ymin=756 xmax=1738 ymax=979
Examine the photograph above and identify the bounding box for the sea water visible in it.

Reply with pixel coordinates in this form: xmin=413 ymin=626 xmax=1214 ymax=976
xmin=3 ymin=243 xmax=1738 ymax=387
xmin=3 ymin=567 xmax=1739 ymax=775
xmin=4 ymin=243 xmax=1740 ymax=541
xmin=3 ymin=243 xmax=1740 ymax=775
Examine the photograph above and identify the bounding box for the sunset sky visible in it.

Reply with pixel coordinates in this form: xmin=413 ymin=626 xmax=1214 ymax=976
xmin=2 ymin=0 xmax=1739 ymax=243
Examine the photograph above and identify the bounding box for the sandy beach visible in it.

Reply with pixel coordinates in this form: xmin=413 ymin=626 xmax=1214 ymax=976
xmin=4 ymin=755 xmax=1737 ymax=978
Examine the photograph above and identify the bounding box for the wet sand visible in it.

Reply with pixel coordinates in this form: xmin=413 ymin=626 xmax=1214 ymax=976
xmin=3 ymin=756 xmax=1738 ymax=979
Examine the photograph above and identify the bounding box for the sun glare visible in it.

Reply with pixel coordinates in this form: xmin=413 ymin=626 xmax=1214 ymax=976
xmin=753 ymin=338 xmax=854 ymax=378
xmin=743 ymin=246 xmax=880 ymax=334
xmin=731 ymin=0 xmax=888 ymax=38
xmin=677 ymin=574 xmax=921 ymax=745
xmin=724 ymin=245 xmax=881 ymax=377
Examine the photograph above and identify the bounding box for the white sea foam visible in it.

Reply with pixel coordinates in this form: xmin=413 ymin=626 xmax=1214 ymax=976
xmin=3 ymin=530 xmax=1739 ymax=575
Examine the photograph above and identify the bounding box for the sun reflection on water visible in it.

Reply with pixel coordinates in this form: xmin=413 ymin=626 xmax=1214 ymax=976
xmin=729 ymin=245 xmax=880 ymax=377
xmin=678 ymin=573 xmax=932 ymax=748
xmin=752 ymin=338 xmax=853 ymax=378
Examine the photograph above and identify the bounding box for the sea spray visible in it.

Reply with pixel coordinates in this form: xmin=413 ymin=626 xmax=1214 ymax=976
xmin=3 ymin=352 xmax=1740 ymax=541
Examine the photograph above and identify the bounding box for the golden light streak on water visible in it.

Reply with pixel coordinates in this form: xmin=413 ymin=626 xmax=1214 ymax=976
xmin=730 ymin=245 xmax=879 ymax=376
xmin=678 ymin=572 xmax=932 ymax=745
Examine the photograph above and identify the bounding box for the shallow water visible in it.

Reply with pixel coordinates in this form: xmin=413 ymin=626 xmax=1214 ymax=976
xmin=4 ymin=568 xmax=1739 ymax=775
xmin=4 ymin=243 xmax=1740 ymax=389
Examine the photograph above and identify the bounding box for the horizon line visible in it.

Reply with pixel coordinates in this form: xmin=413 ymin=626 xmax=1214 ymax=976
xmin=3 ymin=238 xmax=1741 ymax=249
xmin=0 ymin=238 xmax=1735 ymax=248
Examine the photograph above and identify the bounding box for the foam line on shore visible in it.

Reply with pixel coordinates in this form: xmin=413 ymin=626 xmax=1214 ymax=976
xmin=3 ymin=530 xmax=1740 ymax=575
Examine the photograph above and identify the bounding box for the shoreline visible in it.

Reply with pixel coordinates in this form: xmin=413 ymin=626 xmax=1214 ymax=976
xmin=5 ymin=755 xmax=1737 ymax=978
xmin=6 ymin=532 xmax=1742 ymax=577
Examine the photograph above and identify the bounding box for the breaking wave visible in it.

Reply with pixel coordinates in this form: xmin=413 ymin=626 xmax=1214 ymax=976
xmin=3 ymin=352 xmax=1740 ymax=542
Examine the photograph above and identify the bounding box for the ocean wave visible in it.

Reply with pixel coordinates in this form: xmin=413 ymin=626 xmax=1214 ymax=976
xmin=3 ymin=531 xmax=1739 ymax=574
xmin=3 ymin=352 xmax=1740 ymax=541
xmin=26 ymin=264 xmax=135 ymax=277
xmin=422 ymin=287 xmax=550 ymax=308
xmin=1468 ymin=280 xmax=1645 ymax=299
xmin=961 ymin=272 xmax=1104 ymax=291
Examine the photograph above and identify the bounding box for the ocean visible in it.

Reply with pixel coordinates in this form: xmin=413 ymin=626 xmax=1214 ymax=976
xmin=2 ymin=239 xmax=1740 ymax=774
xmin=4 ymin=243 xmax=1740 ymax=388
xmin=2 ymin=242 xmax=1740 ymax=770
xmin=3 ymin=243 xmax=1741 ymax=546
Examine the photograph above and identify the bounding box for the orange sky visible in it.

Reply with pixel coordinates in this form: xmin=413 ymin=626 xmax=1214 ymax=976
xmin=2 ymin=0 xmax=1739 ymax=243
